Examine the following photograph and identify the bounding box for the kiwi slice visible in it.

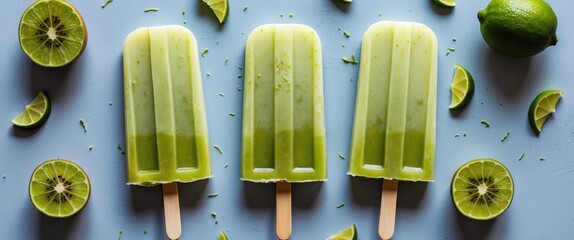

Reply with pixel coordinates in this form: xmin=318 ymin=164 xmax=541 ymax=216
xmin=29 ymin=159 xmax=91 ymax=218
xmin=19 ymin=0 xmax=88 ymax=67
xmin=451 ymin=158 xmax=514 ymax=220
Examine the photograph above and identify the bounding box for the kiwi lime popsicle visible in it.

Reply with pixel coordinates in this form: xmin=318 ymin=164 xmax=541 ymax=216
xmin=241 ymin=24 xmax=327 ymax=239
xmin=348 ymin=21 xmax=437 ymax=239
xmin=123 ymin=25 xmax=211 ymax=239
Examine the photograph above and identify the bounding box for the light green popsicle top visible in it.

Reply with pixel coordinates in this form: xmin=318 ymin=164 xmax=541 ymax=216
xmin=123 ymin=25 xmax=211 ymax=186
xmin=349 ymin=21 xmax=437 ymax=181
xmin=241 ymin=24 xmax=327 ymax=183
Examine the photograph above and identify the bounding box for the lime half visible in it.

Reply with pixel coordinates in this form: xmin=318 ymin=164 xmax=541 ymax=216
xmin=12 ymin=91 xmax=51 ymax=129
xmin=528 ymin=90 xmax=563 ymax=133
xmin=202 ymin=0 xmax=229 ymax=24
xmin=19 ymin=0 xmax=88 ymax=67
xmin=29 ymin=159 xmax=91 ymax=218
xmin=432 ymin=0 xmax=455 ymax=8
xmin=449 ymin=64 xmax=474 ymax=110
xmin=328 ymin=224 xmax=357 ymax=240
xmin=451 ymin=159 xmax=513 ymax=220
xmin=217 ymin=231 xmax=229 ymax=240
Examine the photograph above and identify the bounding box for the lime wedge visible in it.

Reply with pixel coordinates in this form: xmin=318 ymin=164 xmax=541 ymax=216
xmin=217 ymin=231 xmax=229 ymax=240
xmin=203 ymin=0 xmax=229 ymax=24
xmin=432 ymin=0 xmax=455 ymax=8
xmin=12 ymin=91 xmax=51 ymax=129
xmin=451 ymin=158 xmax=513 ymax=220
xmin=328 ymin=224 xmax=357 ymax=240
xmin=29 ymin=159 xmax=91 ymax=218
xmin=449 ymin=64 xmax=474 ymax=110
xmin=19 ymin=0 xmax=88 ymax=67
xmin=528 ymin=90 xmax=563 ymax=133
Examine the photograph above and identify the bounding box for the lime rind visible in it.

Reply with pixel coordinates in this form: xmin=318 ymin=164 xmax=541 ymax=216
xmin=528 ymin=90 xmax=563 ymax=133
xmin=217 ymin=231 xmax=229 ymax=240
xmin=328 ymin=224 xmax=357 ymax=240
xmin=451 ymin=158 xmax=514 ymax=220
xmin=29 ymin=159 xmax=91 ymax=218
xmin=202 ymin=0 xmax=229 ymax=24
xmin=449 ymin=64 xmax=474 ymax=110
xmin=12 ymin=91 xmax=51 ymax=129
xmin=432 ymin=0 xmax=455 ymax=8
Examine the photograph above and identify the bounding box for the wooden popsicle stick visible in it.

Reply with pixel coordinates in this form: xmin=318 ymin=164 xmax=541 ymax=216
xmin=379 ymin=179 xmax=399 ymax=240
xmin=276 ymin=181 xmax=292 ymax=240
xmin=163 ymin=182 xmax=182 ymax=240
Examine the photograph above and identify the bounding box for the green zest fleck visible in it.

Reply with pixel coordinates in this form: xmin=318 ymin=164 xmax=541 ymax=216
xmin=446 ymin=47 xmax=456 ymax=56
xmin=211 ymin=212 xmax=217 ymax=218
xmin=238 ymin=75 xmax=243 ymax=78
xmin=289 ymin=13 xmax=294 ymax=17
xmin=219 ymin=93 xmax=224 ymax=96
xmin=108 ymin=102 xmax=113 ymax=106
xmin=343 ymin=31 xmax=350 ymax=38
xmin=79 ymin=119 xmax=87 ymax=132
xmin=280 ymin=13 xmax=284 ymax=17
xmin=236 ymin=85 xmax=242 ymax=91
xmin=214 ymin=145 xmax=223 ymax=154
xmin=540 ymin=157 xmax=546 ymax=161
xmin=144 ymin=8 xmax=158 ymax=12
xmin=243 ymin=6 xmax=248 ymax=11
xmin=215 ymin=220 xmax=219 ymax=224
xmin=101 ymin=0 xmax=113 ymax=9
xmin=183 ymin=20 xmax=187 ymax=25
xmin=208 ymin=193 xmax=219 ymax=198
xmin=378 ymin=12 xmax=383 ymax=17
xmin=182 ymin=10 xmax=186 ymax=15
xmin=117 ymin=144 xmax=126 ymax=155
xmin=342 ymin=54 xmax=358 ymax=64
xmin=207 ymin=72 xmax=211 ymax=77
xmin=224 ymin=163 xmax=229 ymax=168
xmin=225 ymin=58 xmax=229 ymax=65
xmin=229 ymin=112 xmax=236 ymax=117
xmin=144 ymin=230 xmax=148 ymax=234
xmin=481 ymin=120 xmax=490 ymax=128
xmin=501 ymin=131 xmax=510 ymax=142
xmin=336 ymin=203 xmax=345 ymax=208
xmin=338 ymin=153 xmax=346 ymax=160
xmin=89 ymin=145 xmax=93 ymax=151
xmin=2 ymin=175 xmax=6 ymax=180
xmin=518 ymin=152 xmax=525 ymax=161
xmin=454 ymin=134 xmax=460 ymax=137
xmin=118 ymin=230 xmax=123 ymax=240
xmin=201 ymin=48 xmax=209 ymax=57
xmin=452 ymin=38 xmax=457 ymax=42
xmin=463 ymin=132 xmax=467 ymax=137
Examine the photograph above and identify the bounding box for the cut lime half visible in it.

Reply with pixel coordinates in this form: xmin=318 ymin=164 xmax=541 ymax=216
xmin=328 ymin=224 xmax=357 ymax=240
xmin=29 ymin=159 xmax=91 ymax=218
xmin=451 ymin=158 xmax=513 ymax=220
xmin=203 ymin=0 xmax=229 ymax=24
xmin=449 ymin=64 xmax=474 ymax=110
xmin=217 ymin=231 xmax=229 ymax=240
xmin=432 ymin=0 xmax=455 ymax=8
xmin=528 ymin=90 xmax=563 ymax=133
xmin=12 ymin=91 xmax=51 ymax=129
xmin=19 ymin=0 xmax=88 ymax=67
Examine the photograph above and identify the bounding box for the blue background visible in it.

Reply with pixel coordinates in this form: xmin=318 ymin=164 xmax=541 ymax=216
xmin=1 ymin=0 xmax=573 ymax=239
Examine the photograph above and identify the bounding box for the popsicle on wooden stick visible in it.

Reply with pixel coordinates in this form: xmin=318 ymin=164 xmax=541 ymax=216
xmin=123 ymin=25 xmax=211 ymax=239
xmin=348 ymin=21 xmax=437 ymax=239
xmin=241 ymin=24 xmax=327 ymax=239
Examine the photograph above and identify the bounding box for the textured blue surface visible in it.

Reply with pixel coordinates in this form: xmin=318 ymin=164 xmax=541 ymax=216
xmin=1 ymin=1 xmax=573 ymax=239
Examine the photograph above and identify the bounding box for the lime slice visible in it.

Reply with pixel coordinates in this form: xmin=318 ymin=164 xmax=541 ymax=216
xmin=528 ymin=90 xmax=563 ymax=133
xmin=29 ymin=159 xmax=91 ymax=218
xmin=12 ymin=91 xmax=51 ymax=129
xmin=449 ymin=64 xmax=474 ymax=110
xmin=451 ymin=158 xmax=513 ymax=220
xmin=328 ymin=224 xmax=357 ymax=240
xmin=19 ymin=0 xmax=88 ymax=67
xmin=202 ymin=0 xmax=229 ymax=24
xmin=217 ymin=231 xmax=229 ymax=240
xmin=432 ymin=0 xmax=455 ymax=8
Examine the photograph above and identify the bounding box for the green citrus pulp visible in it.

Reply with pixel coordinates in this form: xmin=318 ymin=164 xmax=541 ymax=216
xmin=329 ymin=224 xmax=357 ymax=240
xmin=29 ymin=159 xmax=91 ymax=218
xmin=19 ymin=0 xmax=88 ymax=67
xmin=451 ymin=159 xmax=514 ymax=220
xmin=11 ymin=91 xmax=51 ymax=129
xmin=528 ymin=90 xmax=563 ymax=133
xmin=449 ymin=64 xmax=474 ymax=110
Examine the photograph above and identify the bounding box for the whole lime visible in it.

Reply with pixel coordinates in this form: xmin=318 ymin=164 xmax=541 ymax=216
xmin=478 ymin=0 xmax=557 ymax=57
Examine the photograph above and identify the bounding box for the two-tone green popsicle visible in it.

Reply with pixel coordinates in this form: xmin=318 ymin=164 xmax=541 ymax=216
xmin=241 ymin=24 xmax=327 ymax=239
xmin=348 ymin=21 xmax=437 ymax=239
xmin=123 ymin=25 xmax=211 ymax=239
